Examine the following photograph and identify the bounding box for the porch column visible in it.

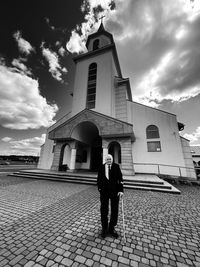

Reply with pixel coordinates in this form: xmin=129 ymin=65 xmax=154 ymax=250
xmin=103 ymin=148 xmax=108 ymax=164
xmin=102 ymin=139 xmax=109 ymax=164
xmin=51 ymin=141 xmax=63 ymax=171
xmin=69 ymin=148 xmax=77 ymax=170
xmin=120 ymin=137 xmax=135 ymax=175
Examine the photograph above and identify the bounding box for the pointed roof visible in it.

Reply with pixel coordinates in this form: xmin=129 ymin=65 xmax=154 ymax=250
xmin=86 ymin=22 xmax=114 ymax=49
xmin=97 ymin=22 xmax=105 ymax=32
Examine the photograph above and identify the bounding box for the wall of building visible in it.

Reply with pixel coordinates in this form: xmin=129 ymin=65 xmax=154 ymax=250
xmin=38 ymin=112 xmax=72 ymax=170
xmin=128 ymin=101 xmax=188 ymax=176
xmin=37 ymin=135 xmax=54 ymax=170
xmin=180 ymin=137 xmax=196 ymax=179
xmin=115 ymin=83 xmax=128 ymax=122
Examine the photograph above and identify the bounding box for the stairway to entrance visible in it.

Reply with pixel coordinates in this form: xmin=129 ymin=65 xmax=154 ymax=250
xmin=8 ymin=169 xmax=180 ymax=194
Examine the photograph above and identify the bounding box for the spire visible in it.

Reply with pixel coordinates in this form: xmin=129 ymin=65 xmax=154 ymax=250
xmin=98 ymin=15 xmax=106 ymax=32
xmin=85 ymin=15 xmax=114 ymax=49
xmin=97 ymin=21 xmax=105 ymax=32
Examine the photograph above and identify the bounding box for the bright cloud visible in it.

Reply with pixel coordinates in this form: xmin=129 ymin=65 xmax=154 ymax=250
xmin=1 ymin=134 xmax=46 ymax=156
xmin=58 ymin=47 xmax=67 ymax=56
xmin=41 ymin=43 xmax=68 ymax=82
xmin=11 ymin=58 xmax=32 ymax=76
xmin=183 ymin=126 xmax=200 ymax=145
xmin=2 ymin=137 xmax=13 ymax=142
xmin=0 ymin=60 xmax=58 ymax=130
xmin=13 ymin=31 xmax=35 ymax=55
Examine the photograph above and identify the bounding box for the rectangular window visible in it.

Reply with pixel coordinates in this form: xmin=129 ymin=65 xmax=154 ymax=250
xmin=147 ymin=141 xmax=161 ymax=152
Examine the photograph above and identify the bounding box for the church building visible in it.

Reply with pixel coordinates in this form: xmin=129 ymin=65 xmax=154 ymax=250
xmin=38 ymin=23 xmax=196 ymax=179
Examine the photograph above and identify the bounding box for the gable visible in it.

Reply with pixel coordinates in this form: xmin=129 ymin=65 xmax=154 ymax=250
xmin=48 ymin=109 xmax=134 ymax=141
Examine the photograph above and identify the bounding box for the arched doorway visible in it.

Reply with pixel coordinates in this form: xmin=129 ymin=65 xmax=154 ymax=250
xmin=71 ymin=121 xmax=102 ymax=171
xmin=108 ymin=141 xmax=121 ymax=164
xmin=59 ymin=143 xmax=71 ymax=171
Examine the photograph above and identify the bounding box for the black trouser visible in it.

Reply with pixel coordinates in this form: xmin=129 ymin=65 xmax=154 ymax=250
xmin=100 ymin=192 xmax=119 ymax=231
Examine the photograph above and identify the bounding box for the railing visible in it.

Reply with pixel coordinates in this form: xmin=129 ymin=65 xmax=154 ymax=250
xmin=133 ymin=162 xmax=197 ymax=179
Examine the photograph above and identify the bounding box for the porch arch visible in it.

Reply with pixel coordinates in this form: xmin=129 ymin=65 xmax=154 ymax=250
xmin=59 ymin=143 xmax=71 ymax=171
xmin=71 ymin=121 xmax=102 ymax=171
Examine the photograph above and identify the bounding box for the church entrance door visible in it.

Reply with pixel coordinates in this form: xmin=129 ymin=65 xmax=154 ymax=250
xmin=90 ymin=136 xmax=102 ymax=171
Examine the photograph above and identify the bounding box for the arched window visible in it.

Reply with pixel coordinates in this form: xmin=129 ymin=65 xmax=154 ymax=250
xmin=146 ymin=125 xmax=160 ymax=139
xmin=86 ymin=63 xmax=97 ymax=109
xmin=93 ymin=39 xmax=99 ymax=50
xmin=146 ymin=125 xmax=161 ymax=152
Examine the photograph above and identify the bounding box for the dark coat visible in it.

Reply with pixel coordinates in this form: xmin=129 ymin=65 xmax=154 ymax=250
xmin=97 ymin=163 xmax=124 ymax=195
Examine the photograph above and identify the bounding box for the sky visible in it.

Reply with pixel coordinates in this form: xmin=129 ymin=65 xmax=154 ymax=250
xmin=0 ymin=0 xmax=200 ymax=156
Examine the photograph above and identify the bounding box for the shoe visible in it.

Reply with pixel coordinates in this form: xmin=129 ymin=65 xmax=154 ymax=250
xmin=101 ymin=229 xmax=107 ymax=238
xmin=109 ymin=228 xmax=119 ymax=238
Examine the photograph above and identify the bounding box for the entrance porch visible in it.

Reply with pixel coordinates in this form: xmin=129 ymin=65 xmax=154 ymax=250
xmin=48 ymin=109 xmax=135 ymax=175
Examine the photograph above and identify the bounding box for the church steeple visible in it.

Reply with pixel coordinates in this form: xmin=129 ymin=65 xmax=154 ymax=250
xmin=85 ymin=22 xmax=114 ymax=51
xmin=72 ymin=21 xmax=124 ymax=117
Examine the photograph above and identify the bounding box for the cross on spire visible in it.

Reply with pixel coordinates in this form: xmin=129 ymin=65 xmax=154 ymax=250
xmin=99 ymin=15 xmax=105 ymax=23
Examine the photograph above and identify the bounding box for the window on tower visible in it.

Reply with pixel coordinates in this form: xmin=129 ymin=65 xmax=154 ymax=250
xmin=87 ymin=63 xmax=97 ymax=109
xmin=93 ymin=39 xmax=99 ymax=50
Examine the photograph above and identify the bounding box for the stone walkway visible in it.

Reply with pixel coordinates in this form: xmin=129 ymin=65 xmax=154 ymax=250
xmin=0 ymin=175 xmax=200 ymax=267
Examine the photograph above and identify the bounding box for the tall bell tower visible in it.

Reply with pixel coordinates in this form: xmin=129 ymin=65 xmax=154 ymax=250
xmin=71 ymin=22 xmax=126 ymax=118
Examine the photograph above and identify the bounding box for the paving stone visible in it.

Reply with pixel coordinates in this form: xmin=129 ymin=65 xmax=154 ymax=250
xmin=9 ymin=254 xmax=24 ymax=266
xmin=100 ymin=256 xmax=112 ymax=266
xmin=82 ymin=251 xmax=94 ymax=258
xmin=61 ymin=258 xmax=73 ymax=266
xmin=74 ymin=255 xmax=87 ymax=264
xmin=118 ymin=256 xmax=130 ymax=265
xmin=1 ymin=177 xmax=200 ymax=267
xmin=85 ymin=258 xmax=94 ymax=266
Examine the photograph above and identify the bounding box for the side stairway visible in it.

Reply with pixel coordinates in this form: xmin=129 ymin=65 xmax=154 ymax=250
xmin=8 ymin=169 xmax=180 ymax=194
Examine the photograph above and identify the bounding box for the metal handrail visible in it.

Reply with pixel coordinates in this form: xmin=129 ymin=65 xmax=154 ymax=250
xmin=133 ymin=162 xmax=196 ymax=178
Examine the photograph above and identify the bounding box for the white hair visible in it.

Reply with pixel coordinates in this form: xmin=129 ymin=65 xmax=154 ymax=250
xmin=106 ymin=154 xmax=113 ymax=162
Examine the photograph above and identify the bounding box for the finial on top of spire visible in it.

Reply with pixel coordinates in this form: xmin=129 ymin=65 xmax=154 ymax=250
xmin=99 ymin=14 xmax=105 ymax=24
xmin=98 ymin=15 xmax=106 ymax=32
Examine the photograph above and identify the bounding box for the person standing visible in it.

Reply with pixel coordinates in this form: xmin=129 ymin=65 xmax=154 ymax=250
xmin=97 ymin=154 xmax=124 ymax=238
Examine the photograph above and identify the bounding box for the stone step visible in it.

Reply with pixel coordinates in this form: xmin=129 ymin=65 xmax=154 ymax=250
xmin=9 ymin=172 xmax=97 ymax=184
xmin=8 ymin=170 xmax=180 ymax=194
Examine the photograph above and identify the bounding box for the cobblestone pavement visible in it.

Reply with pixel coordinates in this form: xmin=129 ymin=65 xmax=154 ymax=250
xmin=0 ymin=175 xmax=200 ymax=267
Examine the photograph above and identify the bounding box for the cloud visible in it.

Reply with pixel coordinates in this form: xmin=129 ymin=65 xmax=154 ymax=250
xmin=2 ymin=137 xmax=13 ymax=142
xmin=11 ymin=58 xmax=32 ymax=76
xmin=45 ymin=17 xmax=55 ymax=30
xmin=183 ymin=126 xmax=200 ymax=145
xmin=1 ymin=134 xmax=46 ymax=156
xmin=66 ymin=0 xmax=200 ymax=106
xmin=41 ymin=43 xmax=68 ymax=82
xmin=0 ymin=59 xmax=58 ymax=130
xmin=13 ymin=31 xmax=35 ymax=55
xmin=58 ymin=47 xmax=67 ymax=56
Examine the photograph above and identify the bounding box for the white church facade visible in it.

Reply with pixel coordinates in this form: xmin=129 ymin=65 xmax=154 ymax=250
xmin=38 ymin=23 xmax=196 ymax=179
